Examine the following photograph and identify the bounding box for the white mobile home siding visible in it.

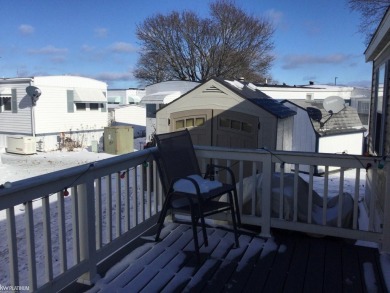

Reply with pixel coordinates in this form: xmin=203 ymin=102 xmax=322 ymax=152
xmin=0 ymin=79 xmax=33 ymax=135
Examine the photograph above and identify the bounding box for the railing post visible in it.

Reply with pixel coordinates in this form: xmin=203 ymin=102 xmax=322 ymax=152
xmin=77 ymin=179 xmax=98 ymax=285
xmin=381 ymin=164 xmax=390 ymax=253
xmin=260 ymin=152 xmax=272 ymax=238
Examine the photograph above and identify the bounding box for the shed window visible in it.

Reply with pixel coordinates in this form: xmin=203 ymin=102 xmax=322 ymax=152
xmin=186 ymin=118 xmax=194 ymax=127
xmin=175 ymin=120 xmax=185 ymax=129
xmin=220 ymin=118 xmax=230 ymax=128
xmin=195 ymin=117 xmax=205 ymax=126
xmin=231 ymin=120 xmax=241 ymax=130
xmin=242 ymin=122 xmax=253 ymax=133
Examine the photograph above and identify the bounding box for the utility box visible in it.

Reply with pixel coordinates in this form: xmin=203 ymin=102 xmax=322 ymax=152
xmin=104 ymin=126 xmax=133 ymax=155
xmin=6 ymin=136 xmax=36 ymax=155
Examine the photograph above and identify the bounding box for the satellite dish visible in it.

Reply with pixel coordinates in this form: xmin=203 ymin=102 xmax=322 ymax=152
xmin=26 ymin=86 xmax=41 ymax=106
xmin=323 ymin=96 xmax=345 ymax=114
xmin=307 ymin=107 xmax=322 ymax=122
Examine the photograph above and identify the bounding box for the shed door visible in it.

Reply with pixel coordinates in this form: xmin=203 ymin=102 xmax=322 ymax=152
xmin=170 ymin=109 xmax=257 ymax=149
xmin=170 ymin=109 xmax=212 ymax=145
xmin=213 ymin=110 xmax=258 ymax=149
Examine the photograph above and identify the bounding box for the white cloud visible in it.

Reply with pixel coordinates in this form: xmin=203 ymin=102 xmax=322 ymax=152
xmin=265 ymin=9 xmax=284 ymax=26
xmin=109 ymin=42 xmax=137 ymax=53
xmin=28 ymin=45 xmax=68 ymax=55
xmin=95 ymin=27 xmax=108 ymax=38
xmin=282 ymin=53 xmax=352 ymax=69
xmin=19 ymin=24 xmax=35 ymax=35
xmin=94 ymin=70 xmax=135 ymax=81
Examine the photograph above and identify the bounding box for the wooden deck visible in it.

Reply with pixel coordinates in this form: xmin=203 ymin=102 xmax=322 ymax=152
xmin=71 ymin=223 xmax=387 ymax=293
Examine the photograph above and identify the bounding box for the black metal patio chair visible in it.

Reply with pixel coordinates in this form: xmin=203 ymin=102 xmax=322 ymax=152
xmin=153 ymin=129 xmax=240 ymax=257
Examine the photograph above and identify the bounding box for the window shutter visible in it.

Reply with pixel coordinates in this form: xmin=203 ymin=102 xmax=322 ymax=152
xmin=11 ymin=89 xmax=17 ymax=113
xmin=101 ymin=91 xmax=107 ymax=112
xmin=67 ymin=90 xmax=74 ymax=113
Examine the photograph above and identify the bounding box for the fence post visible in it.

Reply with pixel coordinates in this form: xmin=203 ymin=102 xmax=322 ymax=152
xmin=381 ymin=163 xmax=390 ymax=253
xmin=260 ymin=152 xmax=272 ymax=238
xmin=77 ymin=179 xmax=98 ymax=285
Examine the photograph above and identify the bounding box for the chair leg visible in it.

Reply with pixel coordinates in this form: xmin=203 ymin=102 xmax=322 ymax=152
xmin=197 ymin=204 xmax=208 ymax=247
xmin=228 ymin=192 xmax=239 ymax=248
xmin=190 ymin=204 xmax=200 ymax=258
xmin=155 ymin=193 xmax=172 ymax=242
xmin=232 ymin=187 xmax=241 ymax=227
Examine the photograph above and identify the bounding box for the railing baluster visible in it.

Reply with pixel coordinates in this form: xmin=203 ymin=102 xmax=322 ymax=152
xmin=116 ymin=172 xmax=121 ymax=238
xmin=337 ymin=168 xmax=345 ymax=227
xmin=369 ymin=169 xmax=377 ymax=231
xmin=132 ymin=167 xmax=138 ymax=226
xmin=352 ymin=168 xmax=360 ymax=230
xmin=238 ymin=160 xmax=244 ymax=214
xmin=25 ymin=200 xmax=37 ymax=291
xmin=42 ymin=195 xmax=53 ymax=282
xmin=323 ymin=166 xmax=329 ymax=225
xmin=139 ymin=165 xmax=145 ymax=222
xmin=106 ymin=175 xmax=112 ymax=242
xmin=57 ymin=191 xmax=67 ymax=273
xmin=146 ymin=163 xmax=151 ymax=218
xmin=95 ymin=178 xmax=102 ymax=249
xmin=6 ymin=207 xmax=19 ymax=286
xmin=293 ymin=165 xmax=299 ymax=222
xmin=251 ymin=162 xmax=257 ymax=216
xmin=260 ymin=152 xmax=272 ymax=237
xmin=124 ymin=170 xmax=130 ymax=231
xmin=77 ymin=181 xmax=97 ymax=285
xmin=71 ymin=187 xmax=80 ymax=264
xmin=279 ymin=165 xmax=285 ymax=219
xmin=307 ymin=165 xmax=314 ymax=224
xmin=153 ymin=161 xmax=159 ymax=215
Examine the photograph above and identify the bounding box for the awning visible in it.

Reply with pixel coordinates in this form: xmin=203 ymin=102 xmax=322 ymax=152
xmin=128 ymin=96 xmax=142 ymax=103
xmin=74 ymin=88 xmax=107 ymax=103
xmin=141 ymin=91 xmax=181 ymax=104
xmin=108 ymin=96 xmax=121 ymax=104
xmin=0 ymin=87 xmax=12 ymax=97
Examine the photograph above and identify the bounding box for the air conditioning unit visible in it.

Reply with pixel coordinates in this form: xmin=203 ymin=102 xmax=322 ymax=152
xmin=6 ymin=136 xmax=36 ymax=155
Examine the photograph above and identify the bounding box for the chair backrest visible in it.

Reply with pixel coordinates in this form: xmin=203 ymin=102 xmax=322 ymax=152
xmin=154 ymin=129 xmax=201 ymax=194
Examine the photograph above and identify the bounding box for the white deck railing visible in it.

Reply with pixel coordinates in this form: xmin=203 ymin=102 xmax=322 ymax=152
xmin=0 ymin=146 xmax=389 ymax=292
xmin=0 ymin=148 xmax=160 ymax=292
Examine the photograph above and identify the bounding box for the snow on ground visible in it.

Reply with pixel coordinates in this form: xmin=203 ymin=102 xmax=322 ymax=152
xmin=0 ymin=141 xmax=388 ymax=291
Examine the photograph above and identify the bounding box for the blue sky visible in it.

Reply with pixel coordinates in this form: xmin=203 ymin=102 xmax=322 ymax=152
xmin=0 ymin=0 xmax=372 ymax=89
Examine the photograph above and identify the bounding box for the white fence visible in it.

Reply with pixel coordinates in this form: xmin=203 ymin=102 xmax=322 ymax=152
xmin=0 ymin=146 xmax=389 ymax=292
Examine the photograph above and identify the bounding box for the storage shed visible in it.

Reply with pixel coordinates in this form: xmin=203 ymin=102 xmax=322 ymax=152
xmin=0 ymin=75 xmax=108 ymax=152
xmin=156 ymin=77 xmax=296 ymax=151
xmin=282 ymin=99 xmax=366 ymax=173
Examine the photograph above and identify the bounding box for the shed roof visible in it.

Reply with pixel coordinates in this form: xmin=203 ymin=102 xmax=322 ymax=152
xmin=284 ymin=99 xmax=366 ymax=136
xmin=214 ymin=77 xmax=296 ymax=119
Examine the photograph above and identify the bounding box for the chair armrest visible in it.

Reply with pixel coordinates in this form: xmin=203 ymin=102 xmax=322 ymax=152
xmin=205 ymin=164 xmax=236 ymax=185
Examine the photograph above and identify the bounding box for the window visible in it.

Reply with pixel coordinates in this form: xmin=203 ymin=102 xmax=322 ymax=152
xmin=76 ymin=103 xmax=86 ymax=111
xmin=90 ymin=103 xmax=99 ymax=110
xmin=2 ymin=97 xmax=12 ymax=111
xmin=373 ymin=63 xmax=387 ymax=154
xmin=219 ymin=117 xmax=253 ymax=133
xmin=175 ymin=115 xmax=206 ymax=130
xmin=146 ymin=104 xmax=156 ymax=118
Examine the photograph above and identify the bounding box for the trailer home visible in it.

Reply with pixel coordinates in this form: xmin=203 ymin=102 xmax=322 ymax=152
xmin=0 ymin=75 xmax=108 ymax=152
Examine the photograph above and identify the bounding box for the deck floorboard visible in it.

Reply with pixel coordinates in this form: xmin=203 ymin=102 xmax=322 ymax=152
xmin=85 ymin=223 xmax=388 ymax=293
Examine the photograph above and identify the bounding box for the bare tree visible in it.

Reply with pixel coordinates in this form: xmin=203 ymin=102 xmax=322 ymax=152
xmin=135 ymin=0 xmax=274 ymax=85
xmin=348 ymin=0 xmax=390 ymax=44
